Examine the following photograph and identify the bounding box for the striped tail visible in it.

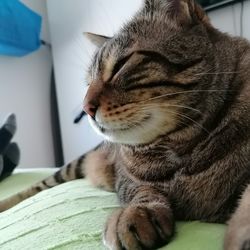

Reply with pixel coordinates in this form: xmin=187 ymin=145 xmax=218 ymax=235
xmin=0 ymin=153 xmax=87 ymax=212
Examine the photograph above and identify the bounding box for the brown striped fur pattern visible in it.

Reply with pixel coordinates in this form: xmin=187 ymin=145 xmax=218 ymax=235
xmin=1 ymin=0 xmax=250 ymax=249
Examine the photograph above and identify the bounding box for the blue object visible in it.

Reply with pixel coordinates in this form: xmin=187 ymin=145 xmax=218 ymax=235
xmin=0 ymin=0 xmax=42 ymax=57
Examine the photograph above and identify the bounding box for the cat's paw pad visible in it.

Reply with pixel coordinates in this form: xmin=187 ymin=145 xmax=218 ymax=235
xmin=103 ymin=204 xmax=174 ymax=250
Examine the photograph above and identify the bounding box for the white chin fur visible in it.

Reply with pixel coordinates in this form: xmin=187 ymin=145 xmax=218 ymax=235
xmin=88 ymin=111 xmax=174 ymax=145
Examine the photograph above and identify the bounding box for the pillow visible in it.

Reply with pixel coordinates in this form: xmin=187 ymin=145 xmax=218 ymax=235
xmin=0 ymin=179 xmax=225 ymax=250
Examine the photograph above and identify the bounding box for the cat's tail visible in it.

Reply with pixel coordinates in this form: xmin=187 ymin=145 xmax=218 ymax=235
xmin=0 ymin=142 xmax=116 ymax=212
xmin=0 ymin=140 xmax=114 ymax=212
xmin=0 ymin=153 xmax=87 ymax=212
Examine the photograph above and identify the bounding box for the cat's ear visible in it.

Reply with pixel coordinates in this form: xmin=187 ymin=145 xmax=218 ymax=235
xmin=177 ymin=0 xmax=211 ymax=26
xmin=144 ymin=0 xmax=210 ymax=27
xmin=84 ymin=32 xmax=111 ymax=47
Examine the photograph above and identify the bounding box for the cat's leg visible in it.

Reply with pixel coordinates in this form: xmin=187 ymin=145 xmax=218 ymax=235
xmin=0 ymin=143 xmax=116 ymax=212
xmin=224 ymin=184 xmax=250 ymax=250
xmin=104 ymin=184 xmax=174 ymax=250
xmin=84 ymin=147 xmax=116 ymax=192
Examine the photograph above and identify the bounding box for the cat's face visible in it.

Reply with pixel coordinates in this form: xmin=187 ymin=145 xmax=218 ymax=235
xmin=84 ymin=0 xmax=215 ymax=145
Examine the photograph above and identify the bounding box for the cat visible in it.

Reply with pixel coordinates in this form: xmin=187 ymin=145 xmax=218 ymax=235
xmin=1 ymin=0 xmax=250 ymax=249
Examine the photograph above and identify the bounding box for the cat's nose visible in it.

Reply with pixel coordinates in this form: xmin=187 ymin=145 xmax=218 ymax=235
xmin=83 ymin=80 xmax=104 ymax=118
xmin=83 ymin=101 xmax=98 ymax=118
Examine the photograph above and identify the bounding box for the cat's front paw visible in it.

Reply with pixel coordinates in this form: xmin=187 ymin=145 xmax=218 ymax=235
xmin=225 ymin=225 xmax=250 ymax=250
xmin=103 ymin=204 xmax=174 ymax=250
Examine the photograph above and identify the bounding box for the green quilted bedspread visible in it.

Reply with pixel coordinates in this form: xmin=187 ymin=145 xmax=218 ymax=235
xmin=0 ymin=169 xmax=225 ymax=250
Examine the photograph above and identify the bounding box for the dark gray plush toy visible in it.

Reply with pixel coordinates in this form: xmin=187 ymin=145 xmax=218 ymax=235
xmin=0 ymin=114 xmax=20 ymax=181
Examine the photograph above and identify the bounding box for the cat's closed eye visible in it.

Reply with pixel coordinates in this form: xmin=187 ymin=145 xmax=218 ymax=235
xmin=110 ymin=53 xmax=134 ymax=82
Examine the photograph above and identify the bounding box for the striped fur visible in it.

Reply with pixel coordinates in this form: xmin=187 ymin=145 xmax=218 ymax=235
xmin=0 ymin=143 xmax=117 ymax=212
xmin=1 ymin=0 xmax=250 ymax=249
xmin=0 ymin=153 xmax=85 ymax=212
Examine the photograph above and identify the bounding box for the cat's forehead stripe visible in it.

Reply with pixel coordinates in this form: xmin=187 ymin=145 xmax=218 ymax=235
xmin=101 ymin=43 xmax=119 ymax=82
xmin=103 ymin=54 xmax=116 ymax=82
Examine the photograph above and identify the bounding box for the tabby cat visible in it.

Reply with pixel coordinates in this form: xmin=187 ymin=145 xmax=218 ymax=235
xmin=1 ymin=0 xmax=250 ymax=249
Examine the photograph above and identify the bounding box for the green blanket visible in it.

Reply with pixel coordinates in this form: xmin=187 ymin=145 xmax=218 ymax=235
xmin=0 ymin=169 xmax=225 ymax=250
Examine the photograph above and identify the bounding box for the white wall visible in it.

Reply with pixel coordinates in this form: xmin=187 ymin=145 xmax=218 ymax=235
xmin=47 ymin=0 xmax=143 ymax=163
xmin=208 ymin=0 xmax=250 ymax=38
xmin=0 ymin=0 xmax=55 ymax=168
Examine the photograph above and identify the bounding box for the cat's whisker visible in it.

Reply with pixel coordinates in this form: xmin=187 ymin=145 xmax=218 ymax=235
xmin=137 ymin=104 xmax=207 ymax=134
xmin=122 ymin=109 xmax=166 ymax=136
xmin=136 ymin=105 xmax=206 ymax=134
xmin=195 ymin=71 xmax=240 ymax=76
xmin=174 ymin=115 xmax=198 ymax=130
xmin=168 ymin=105 xmax=202 ymax=114
xmin=138 ymin=89 xmax=231 ymax=103
xmin=167 ymin=115 xmax=194 ymax=130
xmin=166 ymin=110 xmax=209 ymax=134
xmin=146 ymin=103 xmax=202 ymax=114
